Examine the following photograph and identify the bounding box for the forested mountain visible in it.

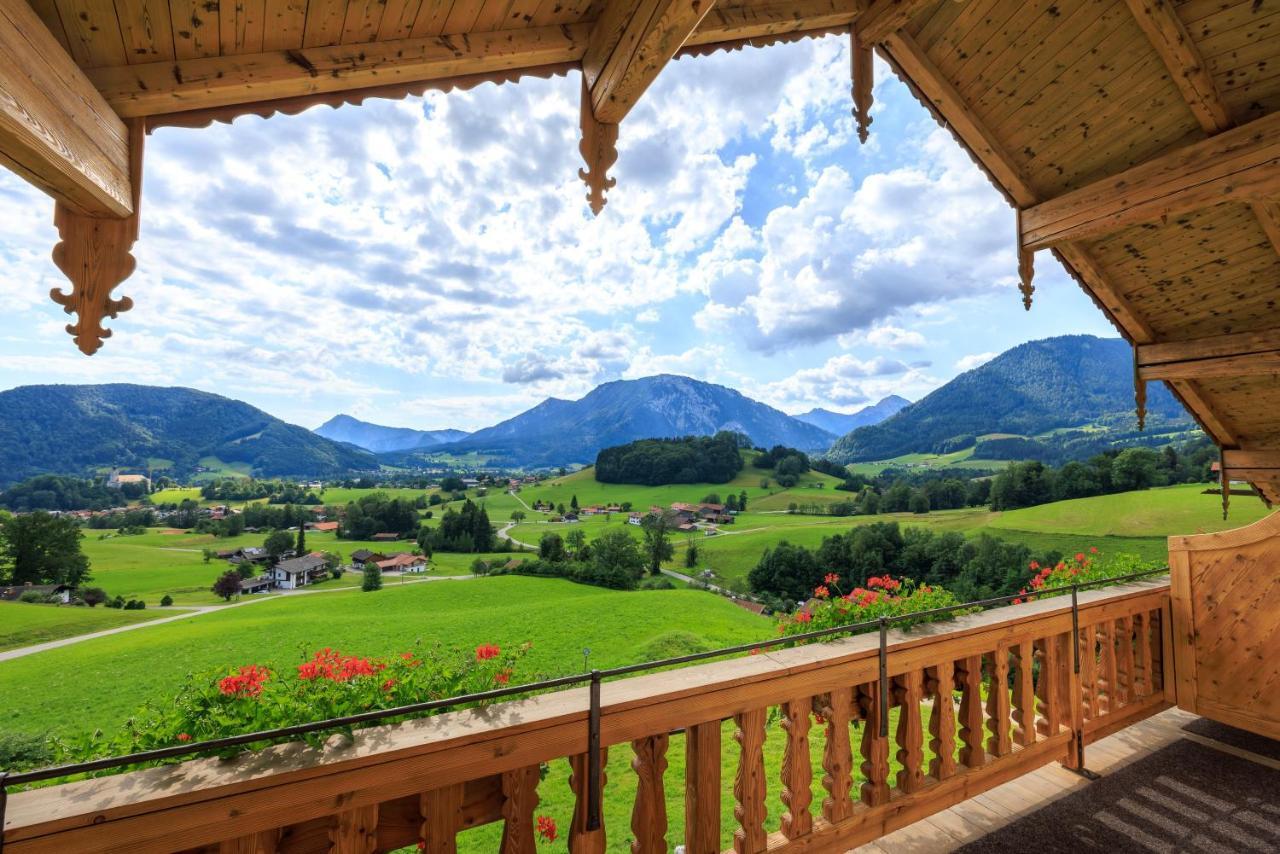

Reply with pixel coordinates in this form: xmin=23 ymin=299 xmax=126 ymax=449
xmin=794 ymin=396 xmax=910 ymax=435
xmin=314 ymin=414 xmax=468 ymax=453
xmin=435 ymin=374 xmax=835 ymax=467
xmin=0 ymin=385 xmax=376 ymax=484
xmin=827 ymin=336 xmax=1194 ymax=463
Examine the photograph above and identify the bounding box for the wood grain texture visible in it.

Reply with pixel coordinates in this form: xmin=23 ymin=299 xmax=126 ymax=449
xmin=499 ymin=765 xmax=540 ymax=854
xmin=683 ymin=721 xmax=720 ymax=854
xmin=894 ymin=670 xmax=925 ymax=793
xmin=732 ymin=707 xmax=768 ymax=854
xmin=779 ymin=696 xmax=813 ymax=839
xmin=927 ymin=661 xmax=957 ymax=780
xmin=629 ymin=734 xmax=668 ymax=854
xmin=820 ymin=688 xmax=855 ymax=823
xmin=859 ymin=682 xmax=890 ymax=806
xmin=419 ymin=783 xmax=464 ymax=854
xmin=328 ymin=805 xmax=378 ymax=854
xmin=568 ymin=748 xmax=607 ymax=854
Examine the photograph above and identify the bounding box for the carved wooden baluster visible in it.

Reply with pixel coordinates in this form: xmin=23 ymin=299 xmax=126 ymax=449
xmin=780 ymin=697 xmax=813 ymax=839
xmin=733 ymin=708 xmax=768 ymax=854
xmin=684 ymin=721 xmax=721 ymax=854
xmin=927 ymin=662 xmax=958 ymax=780
xmin=894 ymin=670 xmax=925 ymax=793
xmin=821 ymin=689 xmax=855 ymax=822
xmin=1098 ymin=619 xmax=1118 ymax=715
xmin=569 ymin=748 xmax=608 ymax=853
xmin=984 ymin=648 xmax=1012 ymax=758
xmin=1117 ymin=616 xmax=1136 ymax=708
xmin=955 ymin=655 xmax=985 ymax=769
xmin=219 ymin=829 xmax=280 ymax=854
xmin=858 ymin=682 xmax=890 ymax=806
xmin=1134 ymin=611 xmax=1153 ymax=699
xmin=1034 ymin=637 xmax=1061 ymax=737
xmin=1149 ymin=609 xmax=1166 ymax=693
xmin=329 ymin=805 xmax=378 ymax=854
xmin=1010 ymin=642 xmax=1035 ymax=748
xmin=1080 ymin=624 xmax=1099 ymax=720
xmin=631 ymin=735 xmax=669 ymax=854
xmin=420 ymin=784 xmax=464 ymax=854
xmin=500 ymin=765 xmax=541 ymax=854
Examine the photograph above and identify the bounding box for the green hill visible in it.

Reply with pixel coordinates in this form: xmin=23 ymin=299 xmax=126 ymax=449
xmin=0 ymin=384 xmax=377 ymax=484
xmin=828 ymin=336 xmax=1194 ymax=463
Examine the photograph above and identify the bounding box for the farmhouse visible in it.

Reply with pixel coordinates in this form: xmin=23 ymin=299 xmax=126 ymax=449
xmin=349 ymin=549 xmax=386 ymax=566
xmin=270 ymin=554 xmax=328 ymax=590
xmin=237 ymin=575 xmax=274 ymax=595
xmin=307 ymin=521 xmax=339 ymax=533
xmin=374 ymin=553 xmax=427 ymax=573
xmin=369 ymin=532 xmax=401 ymax=543
xmin=0 ymin=582 xmax=73 ymax=603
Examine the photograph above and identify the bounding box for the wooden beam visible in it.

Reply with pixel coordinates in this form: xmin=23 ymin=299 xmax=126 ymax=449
xmin=1221 ymin=450 xmax=1280 ymax=473
xmin=684 ymin=0 xmax=858 ymax=49
xmin=584 ymin=0 xmax=717 ymax=124
xmin=1122 ymin=0 xmax=1231 ymax=134
xmin=90 ymin=24 xmax=592 ymax=117
xmin=856 ymin=0 xmax=940 ymax=44
xmin=1137 ymin=327 xmax=1280 ymax=380
xmin=1019 ymin=111 xmax=1280 ymax=250
xmin=0 ymin=0 xmax=133 ymax=217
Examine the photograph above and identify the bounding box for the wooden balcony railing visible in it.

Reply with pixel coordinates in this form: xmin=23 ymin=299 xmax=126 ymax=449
xmin=2 ymin=579 xmax=1173 ymax=854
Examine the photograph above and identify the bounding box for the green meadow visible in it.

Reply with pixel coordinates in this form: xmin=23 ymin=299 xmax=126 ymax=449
xmin=0 ymin=603 xmax=170 ymax=652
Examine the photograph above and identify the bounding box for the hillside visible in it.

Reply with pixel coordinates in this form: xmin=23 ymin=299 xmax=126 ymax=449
xmin=794 ymin=395 xmax=910 ymax=435
xmin=435 ymin=374 xmax=835 ymax=467
xmin=0 ymin=385 xmax=377 ymax=483
xmin=827 ymin=336 xmax=1194 ymax=463
xmin=314 ymin=414 xmax=468 ymax=453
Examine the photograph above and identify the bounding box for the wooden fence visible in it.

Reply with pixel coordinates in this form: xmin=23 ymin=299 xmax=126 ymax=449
xmin=3 ymin=579 xmax=1173 ymax=854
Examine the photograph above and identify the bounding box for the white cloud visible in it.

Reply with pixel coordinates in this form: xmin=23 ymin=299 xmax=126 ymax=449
xmin=955 ymin=352 xmax=998 ymax=372
xmin=861 ymin=325 xmax=927 ymax=350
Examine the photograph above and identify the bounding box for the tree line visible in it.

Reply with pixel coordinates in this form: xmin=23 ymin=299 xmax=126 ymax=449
xmin=595 ymin=432 xmax=746 ymax=485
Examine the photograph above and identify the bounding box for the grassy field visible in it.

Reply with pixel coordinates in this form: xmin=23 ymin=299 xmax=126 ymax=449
xmin=0 ymin=603 xmax=170 ymax=652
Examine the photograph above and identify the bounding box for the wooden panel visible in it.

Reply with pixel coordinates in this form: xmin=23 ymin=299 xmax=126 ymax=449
xmin=220 ymin=0 xmax=266 ymax=53
xmin=115 ymin=0 xmax=175 ymax=61
xmin=91 ymin=22 xmax=591 ymax=116
xmin=302 ymin=0 xmax=349 ymax=46
xmin=170 ymin=0 xmax=219 ymax=58
xmin=683 ymin=721 xmax=720 ymax=854
xmin=1169 ymin=512 xmax=1280 ymax=740
xmin=0 ymin=0 xmax=133 ymax=216
xmin=26 ymin=0 xmax=72 ymax=51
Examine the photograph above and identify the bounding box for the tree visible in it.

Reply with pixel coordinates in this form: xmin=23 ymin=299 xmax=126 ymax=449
xmin=685 ymin=541 xmax=699 ymax=569
xmin=81 ymin=587 xmax=107 ymax=607
xmin=0 ymin=511 xmax=90 ymax=587
xmin=263 ymin=529 xmax=294 ymax=563
xmin=539 ymin=532 xmax=567 ymax=562
xmin=701 ymin=493 xmax=721 ymax=505
xmin=908 ymin=490 xmax=931 ymax=514
xmin=362 ymin=561 xmax=383 ymax=591
xmin=295 ymin=523 xmax=306 ymax=556
xmin=570 ymin=494 xmax=579 ymax=510
xmin=510 ymin=510 xmax=526 ymax=523
xmin=641 ymin=515 xmax=674 ymax=576
xmin=589 ymin=529 xmax=646 ymax=588
xmin=1112 ymin=447 xmax=1159 ymax=491
xmin=739 ymin=490 xmax=748 ymax=511
xmin=212 ymin=570 xmax=241 ymax=601
xmin=747 ymin=541 xmax=821 ymax=603
xmin=160 ymin=594 xmax=174 ymax=607
xmin=322 ymin=552 xmax=341 ymax=578
xmin=565 ymin=528 xmax=587 ymax=557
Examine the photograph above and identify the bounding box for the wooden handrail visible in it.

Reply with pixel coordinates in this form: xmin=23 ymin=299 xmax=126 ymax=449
xmin=3 ymin=580 xmax=1173 ymax=854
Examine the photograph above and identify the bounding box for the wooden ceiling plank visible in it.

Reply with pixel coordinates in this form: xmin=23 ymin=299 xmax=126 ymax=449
xmin=857 ymin=0 xmax=941 ymax=44
xmin=923 ymin=0 xmax=1014 ymax=85
xmin=408 ymin=0 xmax=455 ymax=38
xmin=947 ymin=0 xmax=1074 ymax=109
xmin=471 ymin=0 xmax=517 ymax=32
xmin=302 ymin=0 xmax=349 ymax=47
xmin=27 ymin=0 xmax=73 ymax=52
xmin=341 ymin=0 xmax=390 ymax=43
xmin=441 ymin=0 xmax=484 ymax=33
xmin=170 ymin=0 xmax=219 ymax=58
xmin=1192 ymin=8 xmax=1280 ymax=60
xmin=221 ymin=0 xmax=266 ymax=54
xmin=54 ymin=0 xmax=128 ymax=67
xmin=498 ymin=0 xmax=542 ymax=30
xmin=1167 ymin=380 xmax=1242 ymax=445
xmin=1140 ymin=352 xmax=1280 ymax=381
xmin=0 ymin=0 xmax=133 ymax=216
xmin=115 ymin=0 xmax=175 ymax=62
xmin=1123 ymin=0 xmax=1232 ymax=133
xmin=1140 ymin=326 xmax=1280 ymax=361
xmin=908 ymin=0 xmax=967 ymax=52
xmin=91 ymin=22 xmax=592 ymax=116
xmin=375 ymin=0 xmax=425 ymax=40
xmin=684 ymin=0 xmax=859 ymax=48
xmin=585 ymin=0 xmax=716 ymax=124
xmin=1019 ymin=111 xmax=1280 ymax=250
xmin=261 ymin=0 xmax=307 ymax=50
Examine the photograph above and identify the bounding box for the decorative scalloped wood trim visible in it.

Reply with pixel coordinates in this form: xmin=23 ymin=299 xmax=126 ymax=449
xmin=578 ymin=75 xmax=619 ymax=216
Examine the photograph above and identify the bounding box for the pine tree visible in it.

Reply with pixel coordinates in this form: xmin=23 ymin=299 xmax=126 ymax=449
xmin=295 ymin=523 xmax=306 ymax=556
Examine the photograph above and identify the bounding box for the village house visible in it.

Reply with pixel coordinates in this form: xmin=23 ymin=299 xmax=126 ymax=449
xmin=0 ymin=582 xmax=74 ymax=603
xmin=374 ymin=553 xmax=428 ymax=573
xmin=270 ymin=554 xmax=329 ymax=590
xmin=349 ymin=549 xmax=386 ymax=566
xmin=627 ymin=513 xmax=643 ymax=526
xmin=238 ymin=575 xmax=274 ymax=595
xmin=370 ymin=532 xmax=401 ymax=543
xmin=106 ymin=470 xmax=150 ymax=490
xmin=307 ymin=521 xmax=339 ymax=533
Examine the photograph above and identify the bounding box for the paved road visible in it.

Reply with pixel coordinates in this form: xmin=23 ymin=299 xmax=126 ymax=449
xmin=497 ymin=521 xmax=537 ymax=550
xmin=0 ymin=573 xmax=474 ymax=663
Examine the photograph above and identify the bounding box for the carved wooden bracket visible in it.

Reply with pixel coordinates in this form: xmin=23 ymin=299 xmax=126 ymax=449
xmin=1132 ymin=345 xmax=1147 ymax=431
xmin=49 ymin=119 xmax=144 ymax=355
xmin=851 ymin=26 xmax=874 ymax=144
xmin=578 ymin=76 xmax=618 ymax=216
xmin=1016 ymin=208 xmax=1034 ymax=310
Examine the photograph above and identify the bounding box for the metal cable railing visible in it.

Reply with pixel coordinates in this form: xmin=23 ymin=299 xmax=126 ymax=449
xmin=0 ymin=567 xmax=1169 ymax=848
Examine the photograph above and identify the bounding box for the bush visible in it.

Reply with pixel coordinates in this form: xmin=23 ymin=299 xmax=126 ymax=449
xmin=18 ymin=591 xmax=46 ymax=603
xmin=361 ymin=562 xmax=382 ymax=592
xmin=0 ymin=732 xmax=54 ymax=771
xmin=159 ymin=594 xmax=174 ymax=607
xmin=81 ymin=587 xmax=108 ymax=607
xmin=123 ymin=599 xmax=146 ymax=610
xmin=640 ymin=576 xmax=676 ymax=590
xmin=636 ymin=630 xmax=708 ymax=660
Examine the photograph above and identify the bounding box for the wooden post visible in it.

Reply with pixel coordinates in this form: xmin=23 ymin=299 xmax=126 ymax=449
xmin=684 ymin=721 xmax=721 ymax=854
xmin=1081 ymin=625 xmax=1099 ymax=720
xmin=927 ymin=662 xmax=958 ymax=779
xmin=1134 ymin=611 xmax=1153 ymax=700
xmin=821 ymin=689 xmax=855 ymax=822
xmin=569 ymin=749 xmax=608 ymax=853
xmin=420 ymin=784 xmax=464 ymax=854
xmin=895 ymin=670 xmax=926 ymax=792
xmin=218 ymin=830 xmax=280 ymax=854
xmin=733 ymin=708 xmax=768 ymax=854
xmin=630 ymin=734 xmax=669 ymax=854
xmin=956 ymin=655 xmax=985 ymax=769
xmin=1035 ymin=637 xmax=1060 ymax=737
xmin=1010 ymin=642 xmax=1035 ymax=748
xmin=1098 ymin=621 xmax=1119 ymax=715
xmin=329 ymin=805 xmax=378 ymax=854
xmin=984 ymin=649 xmax=1012 ymax=757
xmin=779 ymin=696 xmax=813 ymax=839
xmin=500 ymin=765 xmax=541 ymax=854
xmin=859 ymin=682 xmax=890 ymax=806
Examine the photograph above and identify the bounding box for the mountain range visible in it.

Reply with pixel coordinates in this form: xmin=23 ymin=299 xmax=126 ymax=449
xmin=314 ymin=414 xmax=469 ymax=454
xmin=413 ymin=374 xmax=837 ymax=468
xmin=827 ymin=335 xmax=1193 ymax=463
xmin=793 ymin=396 xmax=911 ymax=435
xmin=0 ymin=385 xmax=375 ymax=483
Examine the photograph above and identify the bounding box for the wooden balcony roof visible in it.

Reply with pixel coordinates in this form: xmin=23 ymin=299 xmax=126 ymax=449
xmin=2 ymin=0 xmax=1279 ymax=500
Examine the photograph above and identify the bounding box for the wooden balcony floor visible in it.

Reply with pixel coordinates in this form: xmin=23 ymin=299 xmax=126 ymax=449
xmin=854 ymin=709 xmax=1280 ymax=853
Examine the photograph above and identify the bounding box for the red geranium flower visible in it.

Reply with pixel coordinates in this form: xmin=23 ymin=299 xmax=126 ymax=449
xmin=218 ymin=664 xmax=270 ymax=698
xmin=536 ymin=815 xmax=558 ymax=843
xmin=824 ymin=572 xmax=840 ymax=584
xmin=1075 ymin=553 xmax=1086 ymax=563
xmin=814 ymin=585 xmax=830 ymax=598
xmin=475 ymin=643 xmax=501 ymax=661
xmin=494 ymin=669 xmax=512 ymax=685
xmin=794 ymin=611 xmax=812 ymax=623
xmin=177 ymin=732 xmax=191 ymax=742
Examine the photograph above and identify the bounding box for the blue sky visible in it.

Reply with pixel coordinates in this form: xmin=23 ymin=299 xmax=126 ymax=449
xmin=0 ymin=34 xmax=1117 ymax=431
